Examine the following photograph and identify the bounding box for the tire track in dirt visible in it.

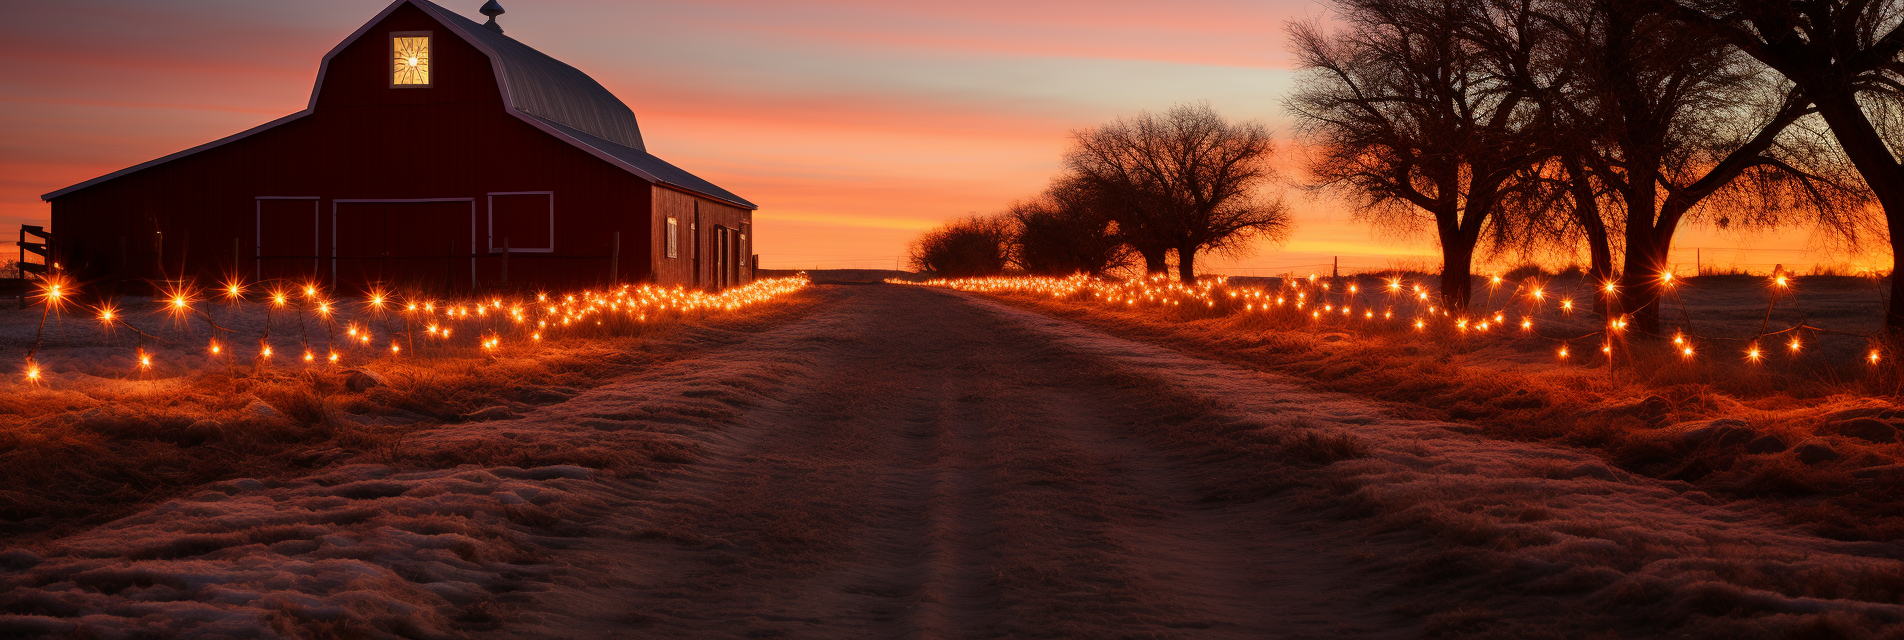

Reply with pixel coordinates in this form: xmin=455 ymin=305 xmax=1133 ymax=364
xmin=483 ymin=284 xmax=1416 ymax=639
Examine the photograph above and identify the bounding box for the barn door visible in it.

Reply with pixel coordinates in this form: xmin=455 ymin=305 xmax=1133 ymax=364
xmin=722 ymin=227 xmax=738 ymax=289
xmin=333 ymin=199 xmax=474 ymax=295
xmin=256 ymin=197 xmax=320 ymax=284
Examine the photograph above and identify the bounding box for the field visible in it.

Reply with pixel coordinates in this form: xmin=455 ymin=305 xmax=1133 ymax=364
xmin=2 ymin=272 xmax=1904 ymax=638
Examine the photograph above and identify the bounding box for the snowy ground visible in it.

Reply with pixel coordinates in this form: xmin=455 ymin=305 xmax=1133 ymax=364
xmin=3 ymin=283 xmax=1903 ymax=638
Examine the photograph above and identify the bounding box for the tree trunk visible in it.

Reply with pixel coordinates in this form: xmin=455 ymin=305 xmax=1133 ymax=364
xmin=1177 ymin=245 xmax=1198 ymax=284
xmin=1563 ymin=158 xmax=1615 ymax=282
xmin=1438 ymin=236 xmax=1475 ymax=312
xmin=1618 ymin=232 xmax=1671 ymax=338
xmin=1568 ymin=174 xmax=1616 ymax=317
xmin=1810 ymin=89 xmax=1904 ymax=337
xmin=1138 ymin=245 xmax=1168 ymax=277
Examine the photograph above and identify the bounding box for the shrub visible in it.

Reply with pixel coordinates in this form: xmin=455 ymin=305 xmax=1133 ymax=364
xmin=908 ymin=215 xmax=1015 ymax=278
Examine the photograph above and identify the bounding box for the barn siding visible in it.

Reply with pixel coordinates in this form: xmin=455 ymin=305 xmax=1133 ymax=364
xmin=47 ymin=2 xmax=685 ymax=296
xmin=651 ymin=186 xmax=751 ymax=289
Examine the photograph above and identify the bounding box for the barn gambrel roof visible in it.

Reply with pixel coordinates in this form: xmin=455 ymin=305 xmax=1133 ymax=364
xmin=425 ymin=0 xmax=646 ymax=151
xmin=43 ymin=0 xmax=755 ymax=210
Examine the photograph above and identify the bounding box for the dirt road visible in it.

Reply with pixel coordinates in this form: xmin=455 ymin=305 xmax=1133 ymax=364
xmin=14 ymin=283 xmax=1902 ymax=638
xmin=486 ymin=284 xmax=1417 ymax=638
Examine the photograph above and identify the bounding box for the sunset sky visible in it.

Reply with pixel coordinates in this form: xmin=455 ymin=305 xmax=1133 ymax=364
xmin=0 ymin=0 xmax=1862 ymax=274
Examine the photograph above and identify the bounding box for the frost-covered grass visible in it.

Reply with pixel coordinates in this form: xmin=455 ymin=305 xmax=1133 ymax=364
xmin=0 ymin=286 xmax=820 ymax=545
xmin=964 ymin=294 xmax=1904 ymax=638
xmin=970 ymin=275 xmax=1904 ymax=543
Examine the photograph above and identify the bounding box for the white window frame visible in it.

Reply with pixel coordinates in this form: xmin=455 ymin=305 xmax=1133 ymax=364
xmin=486 ymin=191 xmax=554 ymax=253
xmin=255 ymin=196 xmax=321 ymax=281
xmin=666 ymin=217 xmax=679 ymax=259
xmin=390 ymin=31 xmax=433 ymax=89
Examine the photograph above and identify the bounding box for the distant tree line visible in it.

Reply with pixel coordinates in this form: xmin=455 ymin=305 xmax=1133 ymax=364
xmin=1285 ymin=0 xmax=1897 ymax=337
xmin=909 ymin=103 xmax=1292 ymax=282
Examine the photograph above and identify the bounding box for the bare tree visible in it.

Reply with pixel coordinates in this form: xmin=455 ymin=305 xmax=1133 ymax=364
xmin=1064 ymin=103 xmax=1291 ymax=283
xmin=1010 ymin=178 xmax=1131 ymax=276
xmin=1663 ymin=0 xmax=1904 ymax=335
xmin=1547 ymin=0 xmax=1863 ymax=336
xmin=1286 ymin=0 xmax=1549 ymax=310
xmin=908 ymin=215 xmax=1016 ymax=278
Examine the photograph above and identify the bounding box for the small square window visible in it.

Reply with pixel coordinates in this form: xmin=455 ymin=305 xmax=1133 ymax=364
xmin=666 ymin=217 xmax=679 ymax=258
xmin=392 ymin=33 xmax=431 ymax=87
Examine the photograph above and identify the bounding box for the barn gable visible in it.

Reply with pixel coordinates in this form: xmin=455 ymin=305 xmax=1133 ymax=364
xmin=42 ymin=0 xmax=750 ymax=210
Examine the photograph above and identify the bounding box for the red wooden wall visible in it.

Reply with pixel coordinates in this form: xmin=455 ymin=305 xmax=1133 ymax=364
xmin=48 ymin=2 xmax=670 ymax=297
xmin=651 ymin=187 xmax=753 ymax=289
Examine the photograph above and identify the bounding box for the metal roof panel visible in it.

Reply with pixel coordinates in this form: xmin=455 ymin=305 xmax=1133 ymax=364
xmin=412 ymin=0 xmax=646 ymax=151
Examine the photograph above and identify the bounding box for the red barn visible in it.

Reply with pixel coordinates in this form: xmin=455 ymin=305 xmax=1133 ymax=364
xmin=41 ymin=0 xmax=756 ymax=296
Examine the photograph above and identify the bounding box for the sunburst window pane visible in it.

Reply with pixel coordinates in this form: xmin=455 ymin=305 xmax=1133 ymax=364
xmin=393 ymin=36 xmax=430 ymax=86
